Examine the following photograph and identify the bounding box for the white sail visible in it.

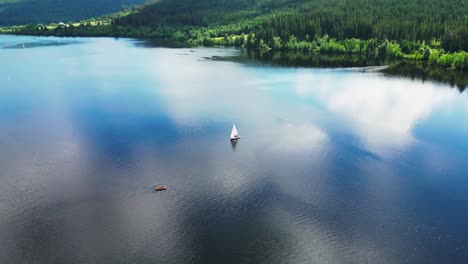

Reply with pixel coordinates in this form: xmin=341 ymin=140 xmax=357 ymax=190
xmin=230 ymin=124 xmax=240 ymax=140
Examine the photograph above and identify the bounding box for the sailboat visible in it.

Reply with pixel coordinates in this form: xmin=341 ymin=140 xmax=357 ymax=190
xmin=230 ymin=123 xmax=240 ymax=140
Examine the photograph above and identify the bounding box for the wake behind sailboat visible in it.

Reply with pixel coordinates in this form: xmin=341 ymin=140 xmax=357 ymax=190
xmin=230 ymin=124 xmax=240 ymax=140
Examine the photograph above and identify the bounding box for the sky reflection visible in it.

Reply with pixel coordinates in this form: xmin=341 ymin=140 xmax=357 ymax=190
xmin=1 ymin=36 xmax=468 ymax=264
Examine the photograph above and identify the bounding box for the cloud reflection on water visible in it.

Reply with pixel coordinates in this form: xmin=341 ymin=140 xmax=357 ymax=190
xmin=1 ymin=37 xmax=468 ymax=263
xmin=137 ymin=49 xmax=468 ymax=262
xmin=291 ymin=70 xmax=462 ymax=156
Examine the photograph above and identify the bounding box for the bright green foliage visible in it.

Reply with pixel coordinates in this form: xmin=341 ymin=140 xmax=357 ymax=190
xmin=3 ymin=0 xmax=467 ymax=70
xmin=113 ymin=0 xmax=467 ymax=52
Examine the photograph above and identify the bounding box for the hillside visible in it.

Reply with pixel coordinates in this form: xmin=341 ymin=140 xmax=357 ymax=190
xmin=0 ymin=0 xmax=150 ymax=26
xmin=3 ymin=0 xmax=467 ymax=70
xmin=114 ymin=0 xmax=467 ymax=52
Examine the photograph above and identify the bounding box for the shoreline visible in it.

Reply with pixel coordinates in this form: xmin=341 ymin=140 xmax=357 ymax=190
xmin=1 ymin=33 xmax=466 ymax=89
xmin=2 ymin=28 xmax=467 ymax=72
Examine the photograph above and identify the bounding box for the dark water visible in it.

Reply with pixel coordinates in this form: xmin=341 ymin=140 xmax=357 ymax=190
xmin=1 ymin=35 xmax=468 ymax=264
xmin=233 ymin=50 xmax=467 ymax=91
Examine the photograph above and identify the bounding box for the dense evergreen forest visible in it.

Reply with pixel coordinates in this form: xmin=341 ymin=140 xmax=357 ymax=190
xmin=0 ymin=0 xmax=149 ymax=26
xmin=2 ymin=0 xmax=467 ymax=70
xmin=114 ymin=0 xmax=467 ymax=52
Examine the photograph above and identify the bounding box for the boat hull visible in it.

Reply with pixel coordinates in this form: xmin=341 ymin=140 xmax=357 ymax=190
xmin=153 ymin=186 xmax=167 ymax=191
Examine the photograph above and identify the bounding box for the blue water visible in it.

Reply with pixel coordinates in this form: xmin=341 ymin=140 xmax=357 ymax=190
xmin=1 ymin=35 xmax=468 ymax=264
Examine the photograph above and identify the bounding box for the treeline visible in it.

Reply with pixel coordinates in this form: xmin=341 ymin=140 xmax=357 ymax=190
xmin=3 ymin=0 xmax=467 ymax=70
xmin=114 ymin=0 xmax=468 ymax=70
xmin=6 ymin=23 xmax=466 ymax=70
xmin=203 ymin=34 xmax=468 ymax=70
xmin=250 ymin=11 xmax=468 ymax=53
xmin=115 ymin=0 xmax=468 ymax=52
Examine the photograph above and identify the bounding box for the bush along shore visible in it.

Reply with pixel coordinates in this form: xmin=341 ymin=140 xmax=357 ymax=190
xmin=1 ymin=0 xmax=467 ymax=70
xmin=2 ymin=23 xmax=466 ymax=71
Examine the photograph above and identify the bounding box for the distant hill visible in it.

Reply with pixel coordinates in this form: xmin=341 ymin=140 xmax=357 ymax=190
xmin=0 ymin=0 xmax=150 ymax=26
xmin=114 ymin=0 xmax=467 ymax=51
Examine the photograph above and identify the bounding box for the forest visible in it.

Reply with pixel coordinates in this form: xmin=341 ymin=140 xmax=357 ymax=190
xmin=0 ymin=0 xmax=149 ymax=26
xmin=2 ymin=0 xmax=467 ymax=70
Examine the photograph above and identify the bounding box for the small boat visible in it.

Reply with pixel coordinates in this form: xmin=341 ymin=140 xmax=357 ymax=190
xmin=153 ymin=185 xmax=167 ymax=192
xmin=230 ymin=123 xmax=240 ymax=140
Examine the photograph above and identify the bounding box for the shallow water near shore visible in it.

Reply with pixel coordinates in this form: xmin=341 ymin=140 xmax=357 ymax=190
xmin=1 ymin=35 xmax=468 ymax=264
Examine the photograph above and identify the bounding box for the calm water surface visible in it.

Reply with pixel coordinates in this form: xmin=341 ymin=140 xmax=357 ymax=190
xmin=1 ymin=35 xmax=468 ymax=264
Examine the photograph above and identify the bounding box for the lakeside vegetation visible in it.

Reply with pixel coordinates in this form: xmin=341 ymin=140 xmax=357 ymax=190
xmin=1 ymin=0 xmax=467 ymax=70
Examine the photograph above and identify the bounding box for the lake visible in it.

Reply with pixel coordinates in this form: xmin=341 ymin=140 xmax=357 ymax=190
xmin=1 ymin=35 xmax=468 ymax=264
